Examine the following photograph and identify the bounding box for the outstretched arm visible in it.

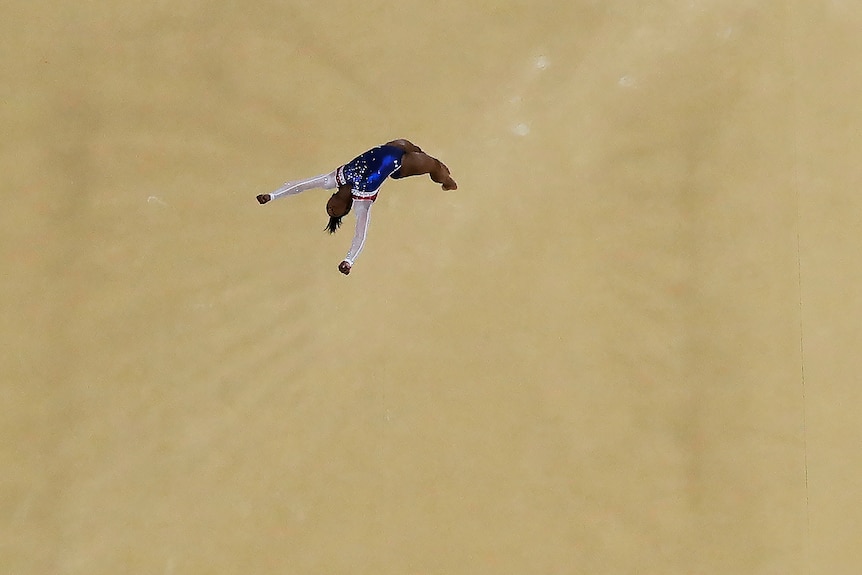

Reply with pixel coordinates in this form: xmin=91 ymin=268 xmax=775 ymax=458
xmin=257 ymin=170 xmax=338 ymax=204
xmin=338 ymin=199 xmax=373 ymax=275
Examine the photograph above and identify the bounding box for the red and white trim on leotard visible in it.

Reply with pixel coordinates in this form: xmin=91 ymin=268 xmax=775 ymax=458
xmin=351 ymin=192 xmax=377 ymax=202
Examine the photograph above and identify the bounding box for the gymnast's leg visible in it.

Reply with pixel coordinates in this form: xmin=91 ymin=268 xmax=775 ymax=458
xmin=394 ymin=152 xmax=458 ymax=191
xmin=257 ymin=170 xmax=339 ymax=204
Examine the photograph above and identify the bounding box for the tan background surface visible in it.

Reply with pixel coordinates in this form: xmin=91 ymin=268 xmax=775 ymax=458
xmin=2 ymin=1 xmax=859 ymax=573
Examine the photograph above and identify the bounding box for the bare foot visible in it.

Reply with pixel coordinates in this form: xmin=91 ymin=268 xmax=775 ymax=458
xmin=437 ymin=161 xmax=457 ymax=190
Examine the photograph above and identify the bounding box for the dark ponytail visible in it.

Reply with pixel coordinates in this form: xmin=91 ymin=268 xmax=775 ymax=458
xmin=325 ymin=215 xmax=344 ymax=234
xmin=324 ymin=196 xmax=352 ymax=234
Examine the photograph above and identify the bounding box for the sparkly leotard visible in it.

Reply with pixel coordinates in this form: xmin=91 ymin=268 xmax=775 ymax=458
xmin=336 ymin=145 xmax=405 ymax=200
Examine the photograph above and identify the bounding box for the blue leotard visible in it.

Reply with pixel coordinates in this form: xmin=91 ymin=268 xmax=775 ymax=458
xmin=336 ymin=145 xmax=405 ymax=199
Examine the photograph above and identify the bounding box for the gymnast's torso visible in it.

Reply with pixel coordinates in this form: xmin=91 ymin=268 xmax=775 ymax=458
xmin=336 ymin=145 xmax=406 ymax=199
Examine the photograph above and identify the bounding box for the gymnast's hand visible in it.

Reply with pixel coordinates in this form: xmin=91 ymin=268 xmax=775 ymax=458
xmin=338 ymin=261 xmax=352 ymax=275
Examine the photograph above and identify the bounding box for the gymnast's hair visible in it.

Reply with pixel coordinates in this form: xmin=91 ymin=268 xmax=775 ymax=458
xmin=325 ymin=215 xmax=343 ymax=234
xmin=325 ymin=192 xmax=352 ymax=234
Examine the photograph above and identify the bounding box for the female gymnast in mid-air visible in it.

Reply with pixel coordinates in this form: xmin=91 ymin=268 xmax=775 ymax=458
xmin=256 ymin=139 xmax=457 ymax=275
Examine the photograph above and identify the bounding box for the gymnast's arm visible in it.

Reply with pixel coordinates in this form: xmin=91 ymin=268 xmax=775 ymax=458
xmin=339 ymin=199 xmax=373 ymax=275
